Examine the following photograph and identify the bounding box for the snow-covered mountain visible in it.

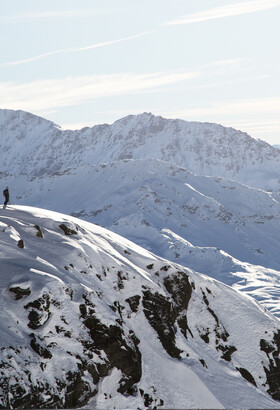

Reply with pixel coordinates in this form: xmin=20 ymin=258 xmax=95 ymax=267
xmin=2 ymin=108 xmax=280 ymax=319
xmin=1 ymin=109 xmax=280 ymax=190
xmin=4 ymin=157 xmax=280 ymax=316
xmin=1 ymin=205 xmax=280 ymax=409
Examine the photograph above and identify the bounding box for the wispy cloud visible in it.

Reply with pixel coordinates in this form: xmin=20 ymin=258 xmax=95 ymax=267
xmin=0 ymin=58 xmax=251 ymax=112
xmin=160 ymin=97 xmax=280 ymax=118
xmin=1 ymin=31 xmax=154 ymax=67
xmin=2 ymin=49 xmax=70 ymax=67
xmin=157 ymin=98 xmax=280 ymax=143
xmin=0 ymin=70 xmax=199 ymax=113
xmin=71 ymin=31 xmax=154 ymax=53
xmin=164 ymin=0 xmax=280 ymax=25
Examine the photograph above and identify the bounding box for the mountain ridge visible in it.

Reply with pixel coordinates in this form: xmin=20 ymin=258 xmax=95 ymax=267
xmin=1 ymin=108 xmax=280 ymax=190
xmin=1 ymin=205 xmax=280 ymax=409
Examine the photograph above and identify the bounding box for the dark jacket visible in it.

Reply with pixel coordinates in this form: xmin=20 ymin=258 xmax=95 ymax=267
xmin=3 ymin=188 xmax=9 ymax=201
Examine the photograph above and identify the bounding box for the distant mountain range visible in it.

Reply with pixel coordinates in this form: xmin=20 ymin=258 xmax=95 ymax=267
xmin=1 ymin=109 xmax=280 ymax=190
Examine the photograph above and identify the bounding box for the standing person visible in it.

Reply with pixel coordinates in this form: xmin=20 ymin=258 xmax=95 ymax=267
xmin=3 ymin=187 xmax=9 ymax=208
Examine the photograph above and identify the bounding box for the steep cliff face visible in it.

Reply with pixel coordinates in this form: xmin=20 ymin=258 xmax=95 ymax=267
xmin=0 ymin=206 xmax=280 ymax=409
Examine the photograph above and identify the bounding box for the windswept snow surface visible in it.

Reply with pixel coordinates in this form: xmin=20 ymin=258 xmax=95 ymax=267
xmin=5 ymin=158 xmax=280 ymax=317
xmin=0 ymin=205 xmax=280 ymax=409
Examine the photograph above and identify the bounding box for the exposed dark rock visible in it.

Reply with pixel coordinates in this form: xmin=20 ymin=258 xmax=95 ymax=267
xmin=216 ymin=344 xmax=237 ymax=362
xmin=164 ymin=271 xmax=193 ymax=339
xmin=64 ymin=371 xmax=93 ymax=408
xmin=55 ymin=326 xmax=71 ymax=338
xmin=9 ymin=286 xmax=31 ymax=300
xmin=208 ymin=306 xmax=220 ymax=326
xmin=199 ymin=329 xmax=210 ymax=344
xmin=30 ymin=334 xmax=52 ymax=359
xmin=199 ymin=359 xmax=208 ymax=368
xmin=17 ymin=239 xmax=24 ymax=249
xmin=201 ymin=289 xmax=220 ymax=326
xmin=178 ymin=315 xmax=194 ymax=338
xmin=260 ymin=338 xmax=275 ymax=355
xmin=65 ymin=287 xmax=73 ymax=300
xmin=142 ymin=290 xmax=182 ymax=359
xmin=59 ymin=224 xmax=78 ymax=236
xmin=201 ymin=289 xmax=210 ymax=306
xmin=79 ymin=304 xmax=87 ymax=318
xmin=113 ymin=301 xmax=125 ymax=319
xmin=28 ymin=310 xmax=44 ymax=329
xmin=25 ymin=294 xmax=51 ymax=312
xmin=117 ymin=270 xmax=128 ymax=290
xmin=260 ymin=330 xmax=280 ymax=400
xmin=142 ymin=272 xmax=193 ymax=354
xmin=81 ymin=294 xmax=95 ymax=314
xmin=24 ymin=294 xmax=51 ymax=329
xmin=200 ymin=288 xmax=235 ymax=361
xmin=82 ymin=309 xmax=142 ymax=395
xmin=163 ymin=271 xmax=192 ymax=311
xmin=126 ymin=295 xmax=141 ymax=313
xmin=34 ymin=225 xmax=43 ymax=238
xmin=146 ymin=264 xmax=154 ymax=270
xmin=139 ymin=387 xmax=164 ymax=408
xmin=237 ymin=367 xmax=257 ymax=386
xmin=160 ymin=265 xmax=171 ymax=271
xmin=0 ymin=356 xmax=96 ymax=409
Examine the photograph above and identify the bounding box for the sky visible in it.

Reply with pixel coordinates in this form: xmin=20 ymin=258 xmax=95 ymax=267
xmin=0 ymin=0 xmax=280 ymax=144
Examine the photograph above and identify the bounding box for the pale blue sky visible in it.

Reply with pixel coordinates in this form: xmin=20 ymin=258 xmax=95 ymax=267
xmin=1 ymin=0 xmax=280 ymax=144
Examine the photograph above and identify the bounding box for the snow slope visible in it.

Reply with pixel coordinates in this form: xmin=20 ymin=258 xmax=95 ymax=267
xmin=5 ymin=158 xmax=280 ymax=317
xmin=1 ymin=205 xmax=280 ymax=409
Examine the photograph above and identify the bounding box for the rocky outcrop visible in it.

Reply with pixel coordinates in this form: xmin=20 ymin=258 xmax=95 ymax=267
xmin=80 ymin=295 xmax=142 ymax=395
xmin=260 ymin=331 xmax=280 ymax=400
xmin=59 ymin=223 xmax=78 ymax=236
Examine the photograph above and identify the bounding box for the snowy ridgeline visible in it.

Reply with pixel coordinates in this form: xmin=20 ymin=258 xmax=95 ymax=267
xmin=1 ymin=205 xmax=280 ymax=409
xmin=0 ymin=109 xmax=280 ymax=190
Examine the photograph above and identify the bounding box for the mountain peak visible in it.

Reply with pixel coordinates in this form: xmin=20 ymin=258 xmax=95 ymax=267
xmin=0 ymin=108 xmax=59 ymax=129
